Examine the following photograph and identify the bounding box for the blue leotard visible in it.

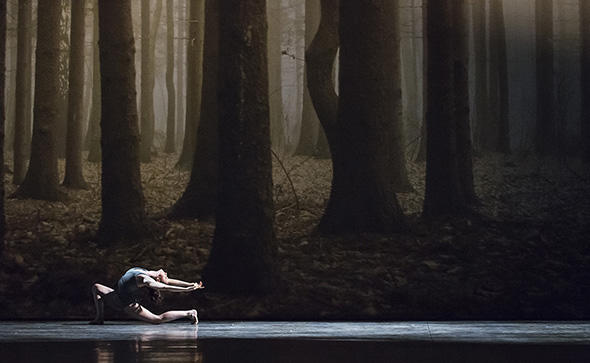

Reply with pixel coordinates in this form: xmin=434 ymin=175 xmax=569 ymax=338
xmin=116 ymin=267 xmax=148 ymax=305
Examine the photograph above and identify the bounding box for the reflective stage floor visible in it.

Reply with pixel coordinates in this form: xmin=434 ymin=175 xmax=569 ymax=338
xmin=0 ymin=321 xmax=589 ymax=362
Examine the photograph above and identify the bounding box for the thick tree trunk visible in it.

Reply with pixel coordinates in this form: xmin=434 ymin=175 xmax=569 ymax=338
xmin=422 ymin=0 xmax=465 ymax=217
xmin=472 ymin=0 xmax=489 ymax=152
xmin=13 ymin=0 xmax=63 ymax=201
xmin=63 ymin=0 xmax=88 ymax=189
xmin=203 ymin=0 xmax=276 ymax=293
xmin=318 ymin=0 xmax=406 ymax=233
xmin=0 ymin=0 xmax=6 ymax=249
xmin=535 ymin=0 xmax=555 ymax=156
xmin=295 ymin=0 xmax=320 ymax=156
xmin=13 ymin=0 xmax=33 ymax=184
xmin=453 ymin=0 xmax=476 ymax=204
xmin=581 ymin=1 xmax=590 ymax=162
xmin=164 ymin=0 xmax=176 ymax=154
xmin=176 ymin=0 xmax=204 ymax=170
xmin=97 ymin=0 xmax=147 ymax=242
xmin=169 ymin=0 xmax=217 ymax=219
xmin=86 ymin=1 xmax=101 ymax=163
xmin=267 ymin=0 xmax=285 ymax=154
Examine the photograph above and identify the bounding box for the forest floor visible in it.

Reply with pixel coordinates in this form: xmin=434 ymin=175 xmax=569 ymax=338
xmin=0 ymin=151 xmax=589 ymax=321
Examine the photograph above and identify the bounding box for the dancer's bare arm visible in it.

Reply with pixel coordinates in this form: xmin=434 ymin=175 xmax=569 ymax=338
xmin=168 ymin=278 xmax=205 ymax=289
xmin=139 ymin=275 xmax=201 ymax=292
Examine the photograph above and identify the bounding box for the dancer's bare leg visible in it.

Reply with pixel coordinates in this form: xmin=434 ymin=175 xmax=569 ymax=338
xmin=125 ymin=303 xmax=198 ymax=324
xmin=90 ymin=283 xmax=116 ymax=325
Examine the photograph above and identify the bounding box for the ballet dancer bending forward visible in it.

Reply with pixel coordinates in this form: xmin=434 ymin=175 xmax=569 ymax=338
xmin=91 ymin=267 xmax=204 ymax=324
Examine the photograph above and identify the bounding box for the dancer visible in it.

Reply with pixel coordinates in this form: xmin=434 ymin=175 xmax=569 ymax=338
xmin=90 ymin=267 xmax=204 ymax=324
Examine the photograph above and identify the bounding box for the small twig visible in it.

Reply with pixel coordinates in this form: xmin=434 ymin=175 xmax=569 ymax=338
xmin=271 ymin=149 xmax=300 ymax=211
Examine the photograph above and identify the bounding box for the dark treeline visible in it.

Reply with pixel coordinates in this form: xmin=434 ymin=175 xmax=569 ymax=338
xmin=0 ymin=0 xmax=589 ymax=297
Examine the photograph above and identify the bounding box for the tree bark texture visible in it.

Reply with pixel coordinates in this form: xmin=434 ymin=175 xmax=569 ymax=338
xmin=203 ymin=0 xmax=276 ymax=293
xmin=175 ymin=0 xmax=187 ymax=151
xmin=489 ymin=0 xmax=510 ymax=154
xmin=267 ymin=0 xmax=285 ymax=154
xmin=472 ymin=0 xmax=489 ymax=151
xmin=0 ymin=0 xmax=6 ymax=248
xmin=97 ymin=0 xmax=147 ymax=242
xmin=176 ymin=0 xmax=205 ymax=170
xmin=452 ymin=0 xmax=476 ymax=204
xmin=422 ymin=0 xmax=466 ymax=217
xmin=86 ymin=4 xmax=101 ymax=163
xmin=13 ymin=0 xmax=33 ymax=184
xmin=581 ymin=0 xmax=590 ymax=162
xmin=295 ymin=0 xmax=321 ymax=156
xmin=535 ymin=0 xmax=555 ymax=156
xmin=13 ymin=0 xmax=63 ymax=201
xmin=164 ymin=0 xmax=176 ymax=153
xmin=170 ymin=0 xmax=217 ymax=219
xmin=318 ymin=0 xmax=407 ymax=233
xmin=63 ymin=0 xmax=88 ymax=189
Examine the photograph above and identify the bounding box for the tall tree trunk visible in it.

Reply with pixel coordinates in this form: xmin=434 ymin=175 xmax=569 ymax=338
xmin=169 ymin=0 xmax=216 ymax=219
xmin=582 ymin=0 xmax=590 ymax=162
xmin=415 ymin=0 xmax=428 ymax=162
xmin=87 ymin=4 xmax=101 ymax=163
xmin=63 ymin=0 xmax=88 ymax=189
xmin=318 ymin=0 xmax=406 ymax=233
xmin=535 ymin=0 xmax=555 ymax=156
xmin=453 ymin=0 xmax=476 ymax=204
xmin=175 ymin=0 xmax=187 ymax=151
xmin=13 ymin=0 xmax=33 ymax=184
xmin=306 ymin=0 xmax=338 ymax=157
xmin=267 ymin=0 xmax=285 ymax=155
xmin=472 ymin=0 xmax=489 ymax=152
xmin=13 ymin=0 xmax=63 ymax=201
xmin=164 ymin=0 xmax=176 ymax=153
xmin=0 ymin=0 xmax=6 ymax=250
xmin=423 ymin=0 xmax=465 ymax=217
xmin=295 ymin=0 xmax=320 ymax=156
xmin=97 ymin=0 xmax=147 ymax=243
xmin=55 ymin=0 xmax=70 ymax=160
xmin=139 ymin=0 xmax=162 ymax=163
xmin=203 ymin=0 xmax=276 ymax=293
xmin=176 ymin=0 xmax=204 ymax=170
xmin=489 ymin=0 xmax=510 ymax=154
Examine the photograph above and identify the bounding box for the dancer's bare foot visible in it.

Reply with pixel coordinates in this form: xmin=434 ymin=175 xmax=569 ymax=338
xmin=188 ymin=309 xmax=198 ymax=324
xmin=89 ymin=319 xmax=104 ymax=325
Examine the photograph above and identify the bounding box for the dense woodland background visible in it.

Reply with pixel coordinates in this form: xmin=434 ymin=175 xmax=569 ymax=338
xmin=0 ymin=0 xmax=588 ymax=320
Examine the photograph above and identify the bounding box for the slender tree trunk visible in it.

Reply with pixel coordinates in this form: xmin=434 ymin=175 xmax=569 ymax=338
xmin=86 ymin=1 xmax=101 ymax=163
xmin=169 ymin=0 xmax=216 ymax=219
xmin=203 ymin=0 xmax=276 ymax=293
xmin=318 ymin=0 xmax=406 ymax=234
xmin=582 ymin=0 xmax=590 ymax=162
xmin=139 ymin=0 xmax=162 ymax=162
xmin=0 ymin=0 xmax=7 ymax=249
xmin=453 ymin=0 xmax=476 ymax=204
xmin=13 ymin=0 xmax=33 ymax=184
xmin=306 ymin=0 xmax=339 ymax=157
xmin=175 ymin=0 xmax=187 ymax=151
xmin=472 ymin=0 xmax=489 ymax=152
xmin=295 ymin=0 xmax=320 ymax=156
xmin=267 ymin=0 xmax=285 ymax=154
xmin=176 ymin=0 xmax=204 ymax=170
xmin=13 ymin=0 xmax=63 ymax=201
xmin=423 ymin=0 xmax=465 ymax=217
xmin=535 ymin=0 xmax=555 ymax=156
xmin=415 ymin=0 xmax=428 ymax=162
xmin=97 ymin=0 xmax=147 ymax=243
xmin=63 ymin=0 xmax=88 ymax=189
xmin=164 ymin=0 xmax=176 ymax=153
